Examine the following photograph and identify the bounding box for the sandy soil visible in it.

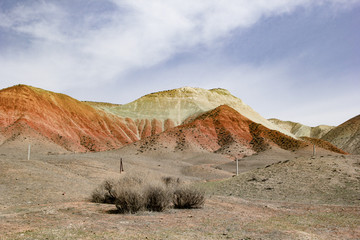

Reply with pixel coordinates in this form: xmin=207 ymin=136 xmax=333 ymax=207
xmin=1 ymin=144 xmax=359 ymax=239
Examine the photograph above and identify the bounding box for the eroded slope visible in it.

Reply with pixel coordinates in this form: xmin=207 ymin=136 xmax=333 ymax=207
xmin=269 ymin=118 xmax=334 ymax=138
xmin=96 ymin=87 xmax=295 ymax=137
xmin=0 ymin=85 xmax=139 ymax=152
xmin=322 ymin=115 xmax=360 ymax=155
xmin=129 ymin=105 xmax=311 ymax=158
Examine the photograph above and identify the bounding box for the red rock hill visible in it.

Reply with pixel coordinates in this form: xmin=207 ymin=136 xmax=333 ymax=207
xmin=0 ymin=85 xmax=347 ymax=155
xmin=131 ymin=105 xmax=313 ymax=157
xmin=0 ymin=85 xmax=139 ymax=152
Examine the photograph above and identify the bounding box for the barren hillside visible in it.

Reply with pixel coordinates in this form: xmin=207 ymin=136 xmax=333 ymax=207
xmin=322 ymin=115 xmax=360 ymax=155
xmin=91 ymin=87 xmax=295 ymax=137
xmin=269 ymin=118 xmax=334 ymax=138
xmin=0 ymin=85 xmax=139 ymax=152
xmin=202 ymin=154 xmax=360 ymax=205
xmin=127 ymin=105 xmax=344 ymax=159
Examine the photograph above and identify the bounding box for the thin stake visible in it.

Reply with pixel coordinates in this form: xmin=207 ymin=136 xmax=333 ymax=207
xmin=236 ymin=158 xmax=239 ymax=176
xmin=28 ymin=144 xmax=31 ymax=160
xmin=120 ymin=158 xmax=124 ymax=173
xmin=313 ymin=144 xmax=316 ymax=157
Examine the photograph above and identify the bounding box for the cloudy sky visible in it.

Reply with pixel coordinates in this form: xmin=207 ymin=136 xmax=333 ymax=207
xmin=0 ymin=0 xmax=359 ymax=126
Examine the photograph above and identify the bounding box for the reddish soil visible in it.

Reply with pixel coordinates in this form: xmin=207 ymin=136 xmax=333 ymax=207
xmin=131 ymin=105 xmax=343 ymax=158
xmin=0 ymin=86 xmax=346 ymax=157
xmin=0 ymin=85 xmax=140 ymax=152
xmin=135 ymin=118 xmax=175 ymax=139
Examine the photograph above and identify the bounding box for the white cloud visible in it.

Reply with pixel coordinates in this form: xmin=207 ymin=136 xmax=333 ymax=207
xmin=1 ymin=0 xmax=358 ymax=127
xmin=1 ymin=0 xmax=358 ymax=92
xmin=0 ymin=2 xmax=67 ymax=42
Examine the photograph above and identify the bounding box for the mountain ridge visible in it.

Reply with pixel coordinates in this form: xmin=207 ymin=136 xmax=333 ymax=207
xmin=0 ymin=84 xmax=139 ymax=152
xmin=321 ymin=114 xmax=360 ymax=155
xmin=0 ymin=84 xmax=353 ymax=155
xmin=268 ymin=118 xmax=334 ymax=139
xmin=91 ymin=86 xmax=296 ymax=138
xmin=127 ymin=105 xmax=345 ymax=158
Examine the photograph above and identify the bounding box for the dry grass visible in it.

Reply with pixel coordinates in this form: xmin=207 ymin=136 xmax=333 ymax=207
xmin=1 ymin=151 xmax=360 ymax=239
xmin=173 ymin=187 xmax=205 ymax=209
xmin=90 ymin=176 xmax=144 ymax=204
xmin=161 ymin=176 xmax=181 ymax=188
xmin=90 ymin=180 xmax=117 ymax=204
xmin=91 ymin=174 xmax=205 ymax=213
xmin=200 ymin=155 xmax=360 ymax=205
xmin=115 ymin=186 xmax=145 ymax=214
xmin=144 ymin=185 xmax=171 ymax=212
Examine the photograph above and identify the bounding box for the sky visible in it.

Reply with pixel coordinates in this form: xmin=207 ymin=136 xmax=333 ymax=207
xmin=0 ymin=0 xmax=359 ymax=127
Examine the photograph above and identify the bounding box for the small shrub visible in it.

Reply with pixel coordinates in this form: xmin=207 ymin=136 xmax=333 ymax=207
xmin=173 ymin=188 xmax=205 ymax=209
xmin=115 ymin=188 xmax=145 ymax=214
xmin=161 ymin=176 xmax=181 ymax=188
xmin=91 ymin=180 xmax=117 ymax=204
xmin=90 ymin=177 xmax=143 ymax=204
xmin=119 ymin=176 xmax=143 ymax=187
xmin=145 ymin=186 xmax=171 ymax=212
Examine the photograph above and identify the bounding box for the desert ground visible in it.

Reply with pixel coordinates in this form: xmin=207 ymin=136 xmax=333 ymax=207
xmin=0 ymin=143 xmax=359 ymax=240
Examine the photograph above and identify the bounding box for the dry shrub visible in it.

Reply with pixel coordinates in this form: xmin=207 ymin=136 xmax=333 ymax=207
xmin=173 ymin=187 xmax=205 ymax=209
xmin=90 ymin=176 xmax=143 ymax=204
xmin=91 ymin=175 xmax=206 ymax=213
xmin=119 ymin=176 xmax=143 ymax=187
xmin=115 ymin=187 xmax=145 ymax=214
xmin=145 ymin=186 xmax=171 ymax=212
xmin=161 ymin=176 xmax=181 ymax=188
xmin=112 ymin=176 xmax=146 ymax=213
xmin=91 ymin=180 xmax=117 ymax=204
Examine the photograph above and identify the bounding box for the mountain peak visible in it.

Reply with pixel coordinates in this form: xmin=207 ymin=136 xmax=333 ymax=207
xmin=209 ymin=88 xmax=232 ymax=95
xmin=104 ymin=87 xmax=249 ymax=124
xmin=1 ymin=84 xmax=60 ymax=99
xmin=2 ymin=84 xmax=33 ymax=92
xmin=131 ymin=104 xmax=309 ymax=157
xmin=0 ymin=85 xmax=140 ymax=152
xmin=93 ymin=86 xmax=294 ymax=137
xmin=143 ymin=87 xmax=234 ymax=99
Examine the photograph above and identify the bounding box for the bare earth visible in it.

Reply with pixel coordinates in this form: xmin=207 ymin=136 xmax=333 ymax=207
xmin=1 ymin=144 xmax=359 ymax=240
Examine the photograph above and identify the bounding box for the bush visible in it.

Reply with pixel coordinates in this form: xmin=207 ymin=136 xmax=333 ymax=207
xmin=90 ymin=177 xmax=143 ymax=204
xmin=161 ymin=176 xmax=181 ymax=188
xmin=91 ymin=175 xmax=206 ymax=213
xmin=115 ymin=187 xmax=145 ymax=214
xmin=91 ymin=180 xmax=117 ymax=204
xmin=145 ymin=186 xmax=171 ymax=212
xmin=173 ymin=188 xmax=205 ymax=209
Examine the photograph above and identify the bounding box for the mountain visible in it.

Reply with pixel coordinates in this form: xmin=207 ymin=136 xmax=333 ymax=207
xmin=0 ymin=85 xmax=348 ymax=155
xmin=129 ymin=105 xmax=342 ymax=158
xmin=268 ymin=118 xmax=334 ymax=138
xmin=0 ymin=85 xmax=140 ymax=152
xmin=321 ymin=115 xmax=360 ymax=155
xmin=89 ymin=87 xmax=295 ymax=138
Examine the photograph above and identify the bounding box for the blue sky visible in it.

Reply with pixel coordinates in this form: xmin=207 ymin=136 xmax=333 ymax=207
xmin=0 ymin=0 xmax=359 ymax=126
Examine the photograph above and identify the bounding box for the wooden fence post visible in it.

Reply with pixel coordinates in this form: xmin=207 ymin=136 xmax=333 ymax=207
xmin=28 ymin=144 xmax=31 ymax=160
xmin=236 ymin=158 xmax=239 ymax=176
xmin=313 ymin=144 xmax=316 ymax=157
xmin=120 ymin=158 xmax=124 ymax=173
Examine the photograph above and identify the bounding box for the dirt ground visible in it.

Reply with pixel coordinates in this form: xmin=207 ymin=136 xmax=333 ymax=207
xmin=1 ymin=145 xmax=359 ymax=240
